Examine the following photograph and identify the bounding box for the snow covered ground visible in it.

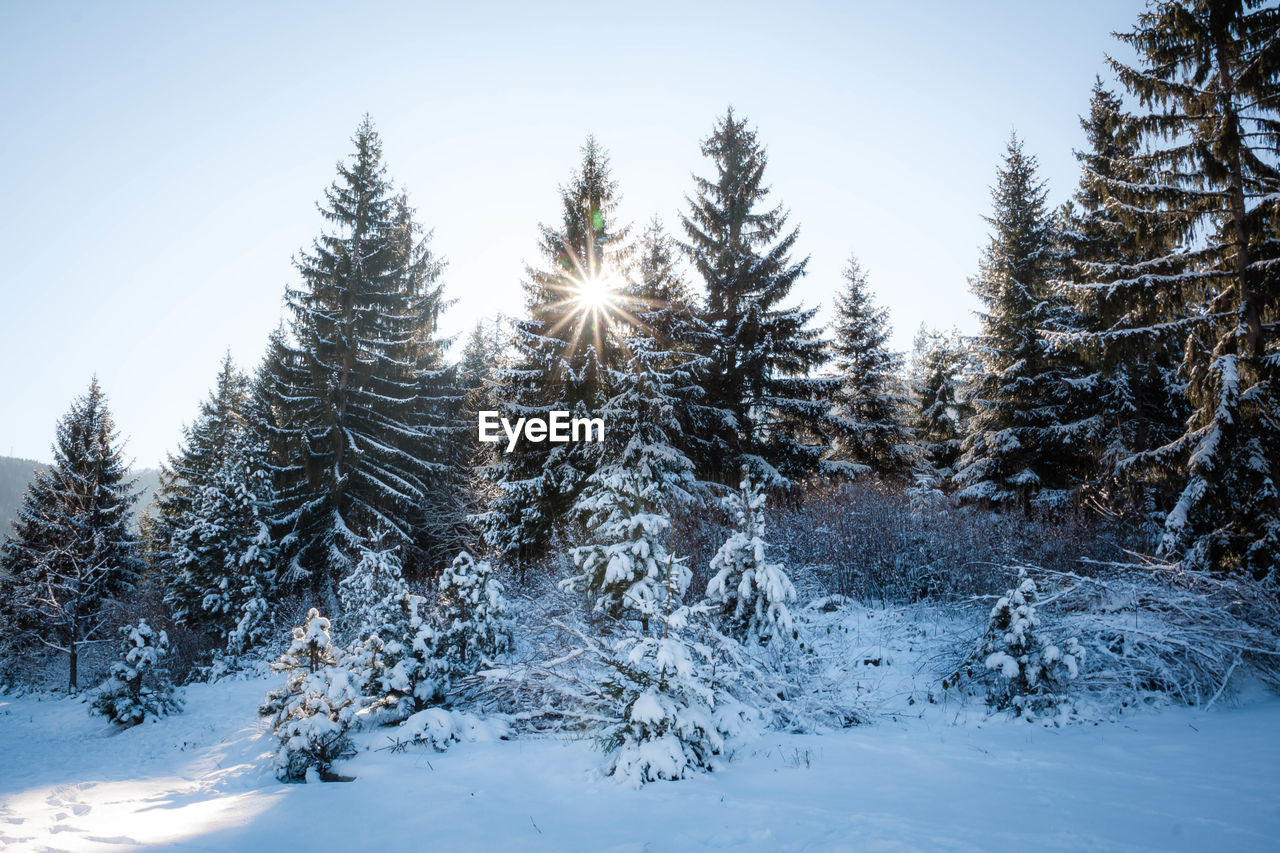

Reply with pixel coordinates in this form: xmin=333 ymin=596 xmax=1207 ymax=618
xmin=2 ymin=674 xmax=1278 ymax=852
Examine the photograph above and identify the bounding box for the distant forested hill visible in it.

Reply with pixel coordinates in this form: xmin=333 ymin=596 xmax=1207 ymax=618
xmin=0 ymin=456 xmax=160 ymax=537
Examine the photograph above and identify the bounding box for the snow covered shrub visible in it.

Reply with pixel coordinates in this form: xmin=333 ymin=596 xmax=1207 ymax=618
xmin=337 ymin=536 xmax=408 ymax=640
xmin=263 ymin=608 xmax=358 ymax=782
xmin=1024 ymin=561 xmax=1280 ymax=708
xmin=598 ymin=628 xmax=754 ymax=787
xmin=91 ymin=619 xmax=182 ymax=726
xmin=974 ymin=569 xmax=1084 ymax=717
xmin=432 ymin=552 xmax=512 ymax=678
xmin=390 ymin=707 xmax=510 ymax=752
xmin=358 ymin=592 xmax=448 ymax=724
xmin=706 ymin=476 xmax=796 ymax=645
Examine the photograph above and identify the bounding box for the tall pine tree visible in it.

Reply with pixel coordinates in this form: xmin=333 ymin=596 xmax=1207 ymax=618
xmin=680 ymin=109 xmax=831 ymax=489
xmin=269 ymin=118 xmax=461 ymax=596
xmin=0 ymin=378 xmax=141 ymax=690
xmin=1054 ymin=80 xmax=1188 ymax=535
xmin=825 ymin=256 xmax=916 ymax=480
xmin=158 ymin=354 xmax=278 ymax=651
xmin=479 ymin=136 xmax=629 ymax=558
xmin=1107 ymin=1 xmax=1280 ymax=578
xmin=954 ymin=135 xmax=1094 ymax=510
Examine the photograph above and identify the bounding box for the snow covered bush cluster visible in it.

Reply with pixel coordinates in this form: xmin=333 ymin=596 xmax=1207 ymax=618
xmin=90 ymin=619 xmax=182 ymax=727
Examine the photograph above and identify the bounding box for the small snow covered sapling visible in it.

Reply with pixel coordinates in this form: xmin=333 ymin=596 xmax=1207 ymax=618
xmin=338 ymin=535 xmax=409 ymax=641
xmin=977 ymin=569 xmax=1085 ymax=717
xmin=599 ymin=630 xmax=753 ymax=787
xmin=264 ymin=608 xmax=358 ymax=782
xmin=361 ymin=592 xmax=449 ymax=723
xmin=565 ymin=464 xmax=673 ymax=625
xmin=432 ymin=552 xmax=513 ymax=679
xmin=706 ymin=475 xmax=797 ymax=646
xmin=598 ymin=547 xmax=754 ymax=787
xmin=91 ymin=619 xmax=182 ymax=726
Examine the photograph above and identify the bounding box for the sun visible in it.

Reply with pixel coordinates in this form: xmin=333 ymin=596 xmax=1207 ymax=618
xmin=544 ymin=263 xmax=645 ymax=359
xmin=573 ymin=270 xmax=622 ymax=312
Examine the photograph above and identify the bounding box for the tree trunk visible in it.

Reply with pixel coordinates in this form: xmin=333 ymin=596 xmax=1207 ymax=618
xmin=1216 ymin=31 xmax=1263 ymax=359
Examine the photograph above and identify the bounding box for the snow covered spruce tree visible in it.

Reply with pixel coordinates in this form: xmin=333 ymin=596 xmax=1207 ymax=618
xmin=628 ymin=217 xmax=717 ymax=469
xmin=0 ymin=378 xmax=141 ymax=691
xmin=1054 ymin=80 xmax=1188 ymax=534
xmin=825 ymin=256 xmax=916 ymax=480
xmin=1105 ymin=1 xmax=1280 ymax=579
xmin=597 ymin=621 xmax=752 ymax=787
xmin=263 ymin=608 xmax=358 ymax=782
xmin=954 ymin=135 xmax=1094 ymax=510
xmin=355 ymin=592 xmax=448 ymax=721
xmin=266 ymin=117 xmax=464 ymax=597
xmin=681 ymin=109 xmax=832 ymax=488
xmin=336 ymin=534 xmax=408 ymax=641
xmin=909 ymin=325 xmax=971 ymax=487
xmin=564 ymin=335 xmax=699 ymax=625
xmin=705 ymin=473 xmax=796 ymax=646
xmin=595 ymin=494 xmax=751 ymax=786
xmin=479 ymin=136 xmax=628 ymax=558
xmin=159 ymin=353 xmax=278 ymax=653
xmin=973 ymin=570 xmax=1084 ymax=719
xmin=457 ymin=317 xmax=508 ymax=438
xmin=91 ymin=619 xmax=182 ymax=727
xmin=431 ymin=552 xmax=512 ymax=679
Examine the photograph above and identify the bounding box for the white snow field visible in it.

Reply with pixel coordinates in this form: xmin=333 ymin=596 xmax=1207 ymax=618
xmin=2 ymin=675 xmax=1278 ymax=852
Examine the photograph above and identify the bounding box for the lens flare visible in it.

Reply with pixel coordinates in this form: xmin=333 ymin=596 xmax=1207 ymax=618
xmin=574 ymin=271 xmax=620 ymax=311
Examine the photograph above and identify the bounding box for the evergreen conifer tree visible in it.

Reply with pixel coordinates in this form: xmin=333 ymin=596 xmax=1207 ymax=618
xmin=431 ymin=552 xmax=512 ymax=678
xmin=0 ymin=378 xmax=140 ymax=691
xmin=681 ymin=109 xmax=832 ymax=488
xmin=628 ymin=218 xmax=715 ymax=474
xmin=1054 ymin=80 xmax=1188 ymax=536
xmin=91 ymin=619 xmax=182 ymax=726
xmin=160 ymin=354 xmax=278 ymax=651
xmin=1105 ymin=1 xmax=1280 ymax=577
xmin=908 ymin=326 xmax=971 ymax=486
xmin=371 ymin=592 xmax=448 ymax=719
xmin=972 ymin=569 xmax=1084 ymax=719
xmin=264 ymin=608 xmax=358 ymax=782
xmin=954 ymin=135 xmax=1094 ymax=510
xmin=705 ymin=474 xmax=796 ymax=645
xmin=272 ymin=118 xmax=461 ymax=593
xmin=826 ymin=256 xmax=916 ymax=480
xmin=336 ymin=534 xmax=408 ymax=640
xmin=479 ymin=137 xmax=628 ymax=558
xmin=598 ymin=628 xmax=747 ymax=787
xmin=564 ymin=336 xmax=698 ymax=624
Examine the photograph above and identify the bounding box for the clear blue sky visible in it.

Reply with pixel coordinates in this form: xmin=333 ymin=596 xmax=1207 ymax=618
xmin=0 ymin=0 xmax=1147 ymax=467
